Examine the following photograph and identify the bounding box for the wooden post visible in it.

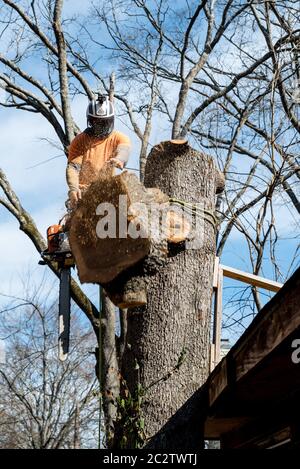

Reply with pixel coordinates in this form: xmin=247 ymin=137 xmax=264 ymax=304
xmin=210 ymin=260 xmax=283 ymax=372
xmin=213 ymin=266 xmax=223 ymax=366
xmin=211 ymin=257 xmax=220 ymax=372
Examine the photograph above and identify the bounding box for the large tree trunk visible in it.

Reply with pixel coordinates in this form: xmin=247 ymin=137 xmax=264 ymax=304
xmin=115 ymin=140 xmax=223 ymax=449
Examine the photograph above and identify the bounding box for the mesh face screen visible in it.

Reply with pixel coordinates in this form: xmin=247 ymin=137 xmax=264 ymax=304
xmin=88 ymin=116 xmax=114 ymax=137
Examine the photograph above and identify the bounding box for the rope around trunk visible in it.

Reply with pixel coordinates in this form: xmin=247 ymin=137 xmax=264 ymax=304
xmin=169 ymin=197 xmax=218 ymax=231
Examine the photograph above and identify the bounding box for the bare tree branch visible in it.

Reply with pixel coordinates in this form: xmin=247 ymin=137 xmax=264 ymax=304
xmin=53 ymin=0 xmax=75 ymax=145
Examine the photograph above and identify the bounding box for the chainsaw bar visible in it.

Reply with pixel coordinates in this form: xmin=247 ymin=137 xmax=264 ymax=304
xmin=40 ymin=252 xmax=74 ymax=362
xmin=58 ymin=267 xmax=71 ymax=362
xmin=40 ymin=222 xmax=74 ymax=362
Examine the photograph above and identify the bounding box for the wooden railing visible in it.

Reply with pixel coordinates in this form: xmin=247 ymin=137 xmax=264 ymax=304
xmin=210 ymin=257 xmax=283 ymax=372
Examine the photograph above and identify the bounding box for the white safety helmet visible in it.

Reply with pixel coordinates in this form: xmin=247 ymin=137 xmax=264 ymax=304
xmin=86 ymin=94 xmax=115 ymax=138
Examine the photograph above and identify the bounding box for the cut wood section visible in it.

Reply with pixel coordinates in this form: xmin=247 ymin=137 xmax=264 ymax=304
xmin=170 ymin=139 xmax=188 ymax=145
xmin=221 ymin=264 xmax=283 ymax=292
xmin=69 ymin=158 xmax=194 ymax=307
xmin=155 ymin=139 xmax=190 ymax=157
xmin=164 ymin=209 xmax=191 ymax=243
xmin=69 ymin=165 xmax=192 ymax=307
xmin=110 ymin=289 xmax=147 ymax=309
xmin=69 ymin=171 xmax=168 ymax=285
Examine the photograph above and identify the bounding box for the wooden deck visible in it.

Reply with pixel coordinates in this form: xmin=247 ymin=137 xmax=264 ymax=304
xmin=204 ymin=266 xmax=300 ymax=448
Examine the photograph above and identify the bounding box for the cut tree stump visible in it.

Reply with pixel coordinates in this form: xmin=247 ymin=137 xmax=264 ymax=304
xmin=114 ymin=139 xmax=224 ymax=449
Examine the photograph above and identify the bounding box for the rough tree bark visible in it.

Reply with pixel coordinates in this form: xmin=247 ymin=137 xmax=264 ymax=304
xmin=115 ymin=140 xmax=224 ymax=449
xmin=95 ymin=291 xmax=120 ymax=448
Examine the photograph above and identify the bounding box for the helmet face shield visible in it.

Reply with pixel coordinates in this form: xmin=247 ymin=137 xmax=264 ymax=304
xmin=86 ymin=95 xmax=115 ymax=138
xmin=88 ymin=116 xmax=114 ymax=138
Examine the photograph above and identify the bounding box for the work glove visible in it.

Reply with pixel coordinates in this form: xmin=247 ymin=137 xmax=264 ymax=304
xmin=109 ymin=158 xmax=124 ymax=169
xmin=69 ymin=189 xmax=82 ymax=209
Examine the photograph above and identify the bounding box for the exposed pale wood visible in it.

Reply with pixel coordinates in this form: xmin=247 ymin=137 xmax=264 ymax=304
xmin=170 ymin=139 xmax=188 ymax=145
xmin=221 ymin=264 xmax=283 ymax=292
xmin=104 ymin=275 xmax=148 ymax=309
xmin=209 ymin=344 xmax=216 ymax=374
xmin=164 ymin=209 xmax=191 ymax=243
xmin=117 ymin=291 xmax=147 ymax=309
xmin=213 ymin=257 xmax=220 ymax=289
xmin=213 ymin=267 xmax=223 ymax=365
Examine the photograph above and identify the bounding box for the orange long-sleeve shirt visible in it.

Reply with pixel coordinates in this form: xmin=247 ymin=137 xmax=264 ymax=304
xmin=68 ymin=130 xmax=131 ymax=189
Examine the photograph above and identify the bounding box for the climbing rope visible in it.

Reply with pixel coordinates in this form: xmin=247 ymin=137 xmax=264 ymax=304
xmin=169 ymin=197 xmax=219 ymax=231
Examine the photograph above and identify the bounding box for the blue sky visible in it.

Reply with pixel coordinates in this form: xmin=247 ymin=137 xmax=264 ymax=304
xmin=0 ymin=0 xmax=299 ymax=349
xmin=0 ymin=94 xmax=141 ymax=309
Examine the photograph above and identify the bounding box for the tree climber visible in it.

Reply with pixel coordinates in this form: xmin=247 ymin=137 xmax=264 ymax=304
xmin=66 ymin=94 xmax=131 ymax=208
xmin=40 ymin=95 xmax=132 ymax=352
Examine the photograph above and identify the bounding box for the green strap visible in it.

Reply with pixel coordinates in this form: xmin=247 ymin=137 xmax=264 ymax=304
xmin=169 ymin=197 xmax=219 ymax=231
